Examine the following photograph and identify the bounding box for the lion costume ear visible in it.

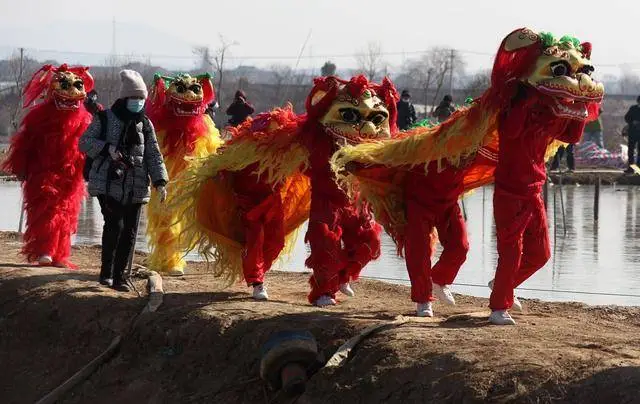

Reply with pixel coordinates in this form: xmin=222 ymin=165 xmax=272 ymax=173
xmin=198 ymin=74 xmax=215 ymax=105
xmin=503 ymin=27 xmax=541 ymax=52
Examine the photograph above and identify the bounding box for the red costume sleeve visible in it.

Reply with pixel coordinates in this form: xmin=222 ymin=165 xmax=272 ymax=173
xmin=554 ymin=119 xmax=586 ymax=144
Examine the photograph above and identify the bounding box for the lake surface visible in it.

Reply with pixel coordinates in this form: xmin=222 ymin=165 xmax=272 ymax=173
xmin=2 ymin=181 xmax=640 ymax=306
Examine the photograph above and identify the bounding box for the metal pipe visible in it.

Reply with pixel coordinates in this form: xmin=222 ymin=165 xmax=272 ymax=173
xmin=594 ymin=175 xmax=600 ymax=222
xmin=558 ymin=170 xmax=567 ymax=236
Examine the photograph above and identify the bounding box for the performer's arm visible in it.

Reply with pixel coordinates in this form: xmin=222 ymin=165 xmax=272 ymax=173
xmin=554 ymin=120 xmax=586 ymax=144
xmin=142 ymin=119 xmax=169 ymax=187
xmin=78 ymin=114 xmax=108 ymax=158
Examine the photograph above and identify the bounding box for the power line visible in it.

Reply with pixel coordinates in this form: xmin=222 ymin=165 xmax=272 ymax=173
xmin=361 ymin=275 xmax=640 ymax=299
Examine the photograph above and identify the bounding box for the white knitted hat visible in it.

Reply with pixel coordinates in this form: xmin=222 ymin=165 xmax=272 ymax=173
xmin=119 ymin=69 xmax=148 ymax=99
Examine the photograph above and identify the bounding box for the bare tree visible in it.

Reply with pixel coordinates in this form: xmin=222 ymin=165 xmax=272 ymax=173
xmin=356 ymin=42 xmax=386 ymax=82
xmin=194 ymin=35 xmax=238 ymax=109
xmin=8 ymin=48 xmax=27 ymax=131
xmin=620 ymin=69 xmax=640 ymax=96
xmin=464 ymin=70 xmax=491 ymax=99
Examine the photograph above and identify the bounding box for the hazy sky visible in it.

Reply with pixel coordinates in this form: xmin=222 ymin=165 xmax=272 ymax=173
xmin=0 ymin=0 xmax=637 ymax=77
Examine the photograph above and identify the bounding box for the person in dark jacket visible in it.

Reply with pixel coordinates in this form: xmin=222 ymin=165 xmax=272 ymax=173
xmin=624 ymin=96 xmax=640 ymax=173
xmin=433 ymin=95 xmax=455 ymax=123
xmin=396 ymin=89 xmax=417 ymax=130
xmin=79 ymin=70 xmax=169 ymax=292
xmin=84 ymin=89 xmax=103 ymax=115
xmin=550 ymin=144 xmax=575 ymax=172
xmin=226 ymin=90 xmax=255 ymax=126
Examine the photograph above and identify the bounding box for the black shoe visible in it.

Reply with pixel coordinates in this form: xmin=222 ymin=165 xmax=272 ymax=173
xmin=99 ymin=277 xmax=113 ymax=287
xmin=111 ymin=282 xmax=131 ymax=292
xmin=624 ymin=167 xmax=635 ymax=174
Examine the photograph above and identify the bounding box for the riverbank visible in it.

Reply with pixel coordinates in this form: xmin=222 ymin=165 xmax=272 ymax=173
xmin=548 ymin=169 xmax=640 ymax=185
xmin=1 ymin=231 xmax=640 ymax=403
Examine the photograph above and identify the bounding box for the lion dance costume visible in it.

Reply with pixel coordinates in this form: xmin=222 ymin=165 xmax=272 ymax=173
xmin=332 ymin=28 xmax=604 ymax=323
xmin=2 ymin=64 xmax=94 ymax=267
xmin=170 ymin=75 xmax=398 ymax=304
xmin=146 ymin=73 xmax=222 ymax=275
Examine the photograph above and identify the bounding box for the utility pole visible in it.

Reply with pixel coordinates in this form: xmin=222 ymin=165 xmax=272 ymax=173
xmin=448 ymin=48 xmax=454 ymax=96
xmin=111 ymin=17 xmax=117 ymax=56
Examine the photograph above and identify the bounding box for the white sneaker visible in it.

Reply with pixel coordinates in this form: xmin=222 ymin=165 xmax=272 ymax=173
xmin=488 ymin=279 xmax=523 ymax=312
xmin=314 ymin=295 xmax=337 ymax=307
xmin=38 ymin=255 xmax=53 ymax=265
xmin=433 ymin=283 xmax=456 ymax=305
xmin=416 ymin=302 xmax=433 ymax=317
xmin=252 ymin=284 xmax=269 ymax=300
xmin=489 ymin=310 xmax=516 ymax=325
xmin=339 ymin=283 xmax=355 ymax=297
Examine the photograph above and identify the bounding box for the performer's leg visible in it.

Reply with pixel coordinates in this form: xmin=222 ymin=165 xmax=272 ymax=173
xmin=242 ymin=217 xmax=266 ymax=286
xmin=514 ymin=196 xmax=551 ymax=287
xmin=489 ymin=195 xmax=531 ymax=311
xmin=52 ymin=187 xmax=83 ymax=266
xmin=306 ymin=220 xmax=343 ymax=304
xmin=98 ymin=195 xmax=124 ymax=280
xmin=404 ymin=201 xmax=435 ymax=303
xmin=431 ymin=203 xmax=469 ymax=287
xmin=261 ymin=201 xmax=285 ymax=278
xmin=339 ymin=207 xmax=381 ymax=285
xmin=112 ymin=203 xmax=142 ymax=285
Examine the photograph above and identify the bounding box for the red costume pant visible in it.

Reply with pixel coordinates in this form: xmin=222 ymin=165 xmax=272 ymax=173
xmin=22 ymin=172 xmax=83 ymax=265
xmin=241 ymin=193 xmax=285 ymax=285
xmin=306 ymin=199 xmax=381 ymax=303
xmin=490 ymin=189 xmax=551 ymax=310
xmin=404 ymin=199 xmax=469 ymax=303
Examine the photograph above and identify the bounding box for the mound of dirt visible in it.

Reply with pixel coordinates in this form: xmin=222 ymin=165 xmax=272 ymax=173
xmin=1 ymin=231 xmax=640 ymax=403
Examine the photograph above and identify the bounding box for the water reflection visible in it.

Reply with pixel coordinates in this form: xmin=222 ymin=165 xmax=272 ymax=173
xmin=1 ymin=181 xmax=640 ymax=306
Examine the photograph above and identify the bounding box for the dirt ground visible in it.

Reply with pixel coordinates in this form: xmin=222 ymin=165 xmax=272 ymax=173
xmin=1 ymin=231 xmax=640 ymax=404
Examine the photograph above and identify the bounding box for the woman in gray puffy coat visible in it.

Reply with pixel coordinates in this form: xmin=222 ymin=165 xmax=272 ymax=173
xmin=79 ymin=70 xmax=168 ymax=292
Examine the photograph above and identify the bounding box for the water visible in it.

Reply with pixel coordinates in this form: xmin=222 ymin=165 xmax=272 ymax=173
xmin=2 ymin=181 xmax=640 ymax=306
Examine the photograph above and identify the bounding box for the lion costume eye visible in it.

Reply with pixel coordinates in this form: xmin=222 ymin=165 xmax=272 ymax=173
xmin=339 ymin=108 xmax=361 ymax=123
xmin=550 ymin=61 xmax=571 ymax=77
xmin=189 ymin=84 xmax=202 ymax=94
xmin=73 ymin=80 xmax=84 ymax=90
xmin=59 ymin=79 xmax=70 ymax=90
xmin=368 ymin=112 xmax=388 ymax=126
xmin=176 ymin=83 xmax=186 ymax=93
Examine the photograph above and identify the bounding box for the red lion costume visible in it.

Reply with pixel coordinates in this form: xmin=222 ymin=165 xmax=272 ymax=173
xmin=302 ymin=76 xmax=398 ymax=305
xmin=2 ymin=64 xmax=94 ymax=267
xmin=169 ymin=75 xmax=398 ymax=305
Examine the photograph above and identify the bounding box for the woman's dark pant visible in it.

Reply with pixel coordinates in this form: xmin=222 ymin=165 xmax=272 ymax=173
xmin=98 ymin=195 xmax=141 ymax=284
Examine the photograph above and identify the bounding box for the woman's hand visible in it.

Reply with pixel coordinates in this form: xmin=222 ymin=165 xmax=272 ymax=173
xmin=156 ymin=185 xmax=167 ymax=203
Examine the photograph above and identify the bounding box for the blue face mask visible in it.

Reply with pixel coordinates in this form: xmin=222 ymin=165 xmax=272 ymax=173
xmin=126 ymin=98 xmax=145 ymax=113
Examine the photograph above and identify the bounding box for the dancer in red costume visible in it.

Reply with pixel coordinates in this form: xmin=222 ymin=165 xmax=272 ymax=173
xmin=330 ymin=28 xmax=603 ymax=321
xmin=169 ymin=76 xmax=397 ymax=305
xmin=302 ymin=76 xmax=398 ymax=306
xmin=2 ymin=64 xmax=94 ymax=267
xmin=487 ymin=29 xmax=604 ymax=325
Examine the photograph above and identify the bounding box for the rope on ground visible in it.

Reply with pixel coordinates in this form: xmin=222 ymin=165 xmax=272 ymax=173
xmin=360 ymin=275 xmax=640 ymax=299
xmin=35 ymin=270 xmax=164 ymax=404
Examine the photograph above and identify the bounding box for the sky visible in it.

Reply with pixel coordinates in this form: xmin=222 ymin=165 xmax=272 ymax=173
xmin=0 ymin=0 xmax=638 ymax=78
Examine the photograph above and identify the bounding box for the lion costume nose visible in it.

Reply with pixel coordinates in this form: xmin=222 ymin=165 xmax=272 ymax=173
xmin=359 ymin=121 xmax=378 ymax=136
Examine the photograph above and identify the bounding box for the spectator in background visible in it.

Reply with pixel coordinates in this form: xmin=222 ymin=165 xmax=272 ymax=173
xmin=583 ymin=107 xmax=604 ymax=148
xmin=550 ymin=144 xmax=576 ymax=172
xmin=226 ymin=90 xmax=255 ymax=127
xmin=624 ymin=96 xmax=640 ymax=174
xmin=84 ymin=89 xmax=103 ymax=115
xmin=433 ymin=95 xmax=455 ymax=123
xmin=396 ymin=89 xmax=417 ymax=130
